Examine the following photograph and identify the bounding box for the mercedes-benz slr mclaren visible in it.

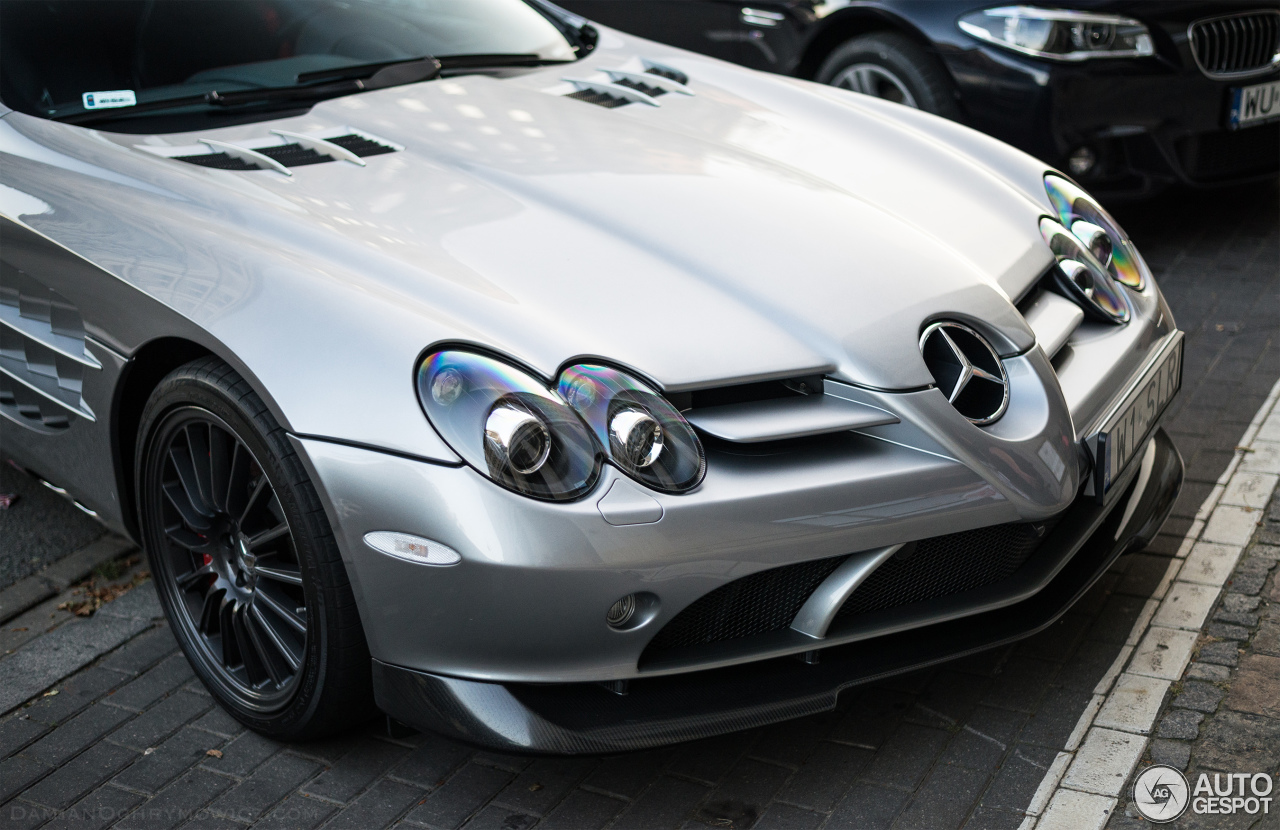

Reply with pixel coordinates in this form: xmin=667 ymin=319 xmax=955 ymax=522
xmin=0 ymin=0 xmax=1182 ymax=751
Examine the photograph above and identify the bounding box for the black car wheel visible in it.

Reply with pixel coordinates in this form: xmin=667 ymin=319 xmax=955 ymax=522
xmin=816 ymin=32 xmax=961 ymax=120
xmin=137 ymin=357 xmax=372 ymax=739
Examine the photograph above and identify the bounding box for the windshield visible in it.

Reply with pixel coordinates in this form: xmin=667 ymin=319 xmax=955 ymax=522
xmin=1 ymin=0 xmax=588 ymax=127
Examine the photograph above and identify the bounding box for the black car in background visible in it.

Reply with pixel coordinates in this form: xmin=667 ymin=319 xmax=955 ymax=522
xmin=556 ymin=0 xmax=1280 ymax=195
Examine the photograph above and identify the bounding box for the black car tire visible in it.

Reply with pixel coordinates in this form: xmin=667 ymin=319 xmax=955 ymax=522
xmin=137 ymin=356 xmax=373 ymax=740
xmin=816 ymin=32 xmax=961 ymax=120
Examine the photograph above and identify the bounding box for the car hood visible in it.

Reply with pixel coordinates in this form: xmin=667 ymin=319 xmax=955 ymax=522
xmin=1 ymin=31 xmax=1061 ymax=455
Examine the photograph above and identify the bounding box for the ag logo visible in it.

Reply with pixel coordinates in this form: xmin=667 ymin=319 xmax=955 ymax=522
xmin=1133 ymin=764 xmax=1190 ymax=823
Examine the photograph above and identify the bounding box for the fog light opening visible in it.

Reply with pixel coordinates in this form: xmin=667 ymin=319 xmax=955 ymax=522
xmin=605 ymin=591 xmax=660 ymax=631
xmin=607 ymin=595 xmax=636 ymax=628
xmin=1068 ymin=145 xmax=1097 ymax=178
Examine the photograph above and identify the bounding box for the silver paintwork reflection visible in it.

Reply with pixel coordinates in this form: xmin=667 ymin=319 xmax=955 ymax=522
xmin=0 ymin=23 xmax=1180 ymax=685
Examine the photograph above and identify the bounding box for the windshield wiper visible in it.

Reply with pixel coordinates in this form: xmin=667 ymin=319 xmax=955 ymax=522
xmin=58 ymin=57 xmax=443 ymax=125
xmin=296 ymin=53 xmax=571 ymax=84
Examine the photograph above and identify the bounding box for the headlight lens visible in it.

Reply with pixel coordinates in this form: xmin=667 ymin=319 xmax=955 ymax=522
xmin=1039 ymin=218 xmax=1130 ymax=323
xmin=958 ymin=7 xmax=1154 ymax=61
xmin=559 ymin=364 xmax=705 ymax=493
xmin=1044 ymin=174 xmax=1148 ymax=290
xmin=418 ymin=351 xmax=601 ymax=500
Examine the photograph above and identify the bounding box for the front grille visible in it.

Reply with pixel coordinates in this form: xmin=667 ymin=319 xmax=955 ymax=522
xmin=642 ymin=554 xmax=852 ymax=655
xmin=1176 ymin=123 xmax=1280 ymax=182
xmin=641 ymin=522 xmax=1050 ymax=662
xmin=835 ymin=523 xmax=1049 ymax=621
xmin=1190 ymin=11 xmax=1280 ymax=78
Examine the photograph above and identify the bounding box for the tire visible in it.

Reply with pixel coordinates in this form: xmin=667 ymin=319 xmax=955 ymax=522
xmin=816 ymin=32 xmax=962 ymax=120
xmin=136 ymin=357 xmax=372 ymax=740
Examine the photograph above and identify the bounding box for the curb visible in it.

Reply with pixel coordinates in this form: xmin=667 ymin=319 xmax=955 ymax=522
xmin=0 ymin=534 xmax=137 ymax=624
xmin=1018 ymin=376 xmax=1280 ymax=830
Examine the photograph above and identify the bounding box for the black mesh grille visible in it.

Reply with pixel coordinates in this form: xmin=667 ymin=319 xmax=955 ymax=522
xmin=642 ymin=554 xmax=852 ymax=655
xmin=641 ymin=522 xmax=1050 ymax=662
xmin=1191 ymin=12 xmax=1280 ymax=77
xmin=565 ymin=88 xmax=629 ymax=108
xmin=835 ymin=523 xmax=1049 ymax=621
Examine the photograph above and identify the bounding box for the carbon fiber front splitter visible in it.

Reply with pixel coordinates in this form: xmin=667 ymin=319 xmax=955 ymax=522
xmin=372 ymin=428 xmax=1183 ymax=755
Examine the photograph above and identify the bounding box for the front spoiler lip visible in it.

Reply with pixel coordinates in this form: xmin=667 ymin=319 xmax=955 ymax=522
xmin=372 ymin=428 xmax=1183 ymax=755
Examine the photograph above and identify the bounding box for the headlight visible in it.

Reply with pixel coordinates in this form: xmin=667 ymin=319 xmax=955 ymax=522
xmin=1039 ymin=218 xmax=1130 ymax=324
xmin=418 ymin=350 xmax=601 ymax=500
xmin=559 ymin=364 xmax=705 ymax=493
xmin=1044 ymin=174 xmax=1148 ymax=290
xmin=958 ymin=7 xmax=1154 ymax=61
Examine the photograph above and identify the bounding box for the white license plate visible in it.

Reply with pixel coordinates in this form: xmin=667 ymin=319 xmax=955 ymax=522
xmin=1229 ymin=79 xmax=1280 ymax=129
xmin=1093 ymin=333 xmax=1183 ymax=497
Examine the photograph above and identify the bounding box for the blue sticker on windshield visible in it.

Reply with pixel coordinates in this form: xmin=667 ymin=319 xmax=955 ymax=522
xmin=82 ymin=90 xmax=137 ymax=110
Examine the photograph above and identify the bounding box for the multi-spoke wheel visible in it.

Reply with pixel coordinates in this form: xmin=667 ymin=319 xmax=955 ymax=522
xmin=138 ymin=357 xmax=372 ymax=738
xmin=816 ymin=32 xmax=961 ymax=121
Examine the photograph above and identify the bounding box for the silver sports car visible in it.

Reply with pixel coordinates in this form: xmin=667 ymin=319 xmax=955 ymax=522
xmin=0 ymin=0 xmax=1183 ymax=752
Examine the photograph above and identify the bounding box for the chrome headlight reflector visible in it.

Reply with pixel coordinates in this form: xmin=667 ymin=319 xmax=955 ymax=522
xmin=559 ymin=364 xmax=705 ymax=493
xmin=959 ymin=7 xmax=1154 ymax=61
xmin=1039 ymin=218 xmax=1130 ymax=324
xmin=1045 ymin=174 xmax=1148 ymax=289
xmin=418 ymin=351 xmax=600 ymax=500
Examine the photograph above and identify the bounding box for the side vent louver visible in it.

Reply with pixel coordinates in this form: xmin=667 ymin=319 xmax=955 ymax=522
xmin=0 ymin=265 xmax=99 ymax=433
xmin=165 ymin=130 xmax=399 ymax=172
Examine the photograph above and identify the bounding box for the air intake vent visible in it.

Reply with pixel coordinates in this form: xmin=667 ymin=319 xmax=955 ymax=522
xmin=644 ymin=64 xmax=688 ymax=85
xmin=834 ymin=522 xmax=1050 ymax=621
xmin=170 ymin=131 xmax=399 ymax=171
xmin=561 ymin=62 xmax=692 ymax=109
xmin=639 ymin=521 xmax=1049 ymax=664
xmin=564 ymin=88 xmax=631 ymax=108
xmin=1190 ymin=11 xmax=1280 ymax=78
xmin=642 ymin=554 xmax=853 ymax=654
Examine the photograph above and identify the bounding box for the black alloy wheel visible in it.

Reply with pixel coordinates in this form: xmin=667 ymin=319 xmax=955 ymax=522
xmin=138 ymin=357 xmax=372 ymax=738
xmin=150 ymin=407 xmax=307 ymax=708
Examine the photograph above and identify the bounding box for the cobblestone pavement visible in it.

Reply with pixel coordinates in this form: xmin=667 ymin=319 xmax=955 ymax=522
xmin=0 ymin=181 xmax=1276 ymax=829
xmin=1107 ymin=484 xmax=1280 ymax=829
xmin=0 ymin=463 xmax=105 ymax=591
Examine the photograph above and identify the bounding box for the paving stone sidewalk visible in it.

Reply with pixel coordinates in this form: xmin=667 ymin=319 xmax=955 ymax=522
xmin=1107 ymin=488 xmax=1280 ymax=829
xmin=0 ymin=181 xmax=1275 ymax=829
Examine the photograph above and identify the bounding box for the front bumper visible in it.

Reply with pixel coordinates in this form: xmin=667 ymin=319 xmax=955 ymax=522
xmin=371 ymin=427 xmax=1181 ymax=753
xmin=945 ymin=46 xmax=1280 ymax=194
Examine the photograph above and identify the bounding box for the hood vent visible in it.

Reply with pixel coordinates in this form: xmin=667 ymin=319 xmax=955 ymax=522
xmin=161 ymin=130 xmax=399 ymax=174
xmin=641 ymin=62 xmax=688 ymax=85
xmin=562 ymin=60 xmax=692 ymax=108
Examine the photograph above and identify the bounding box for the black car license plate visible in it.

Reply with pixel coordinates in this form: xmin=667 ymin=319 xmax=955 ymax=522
xmin=1229 ymin=79 xmax=1280 ymax=130
xmin=1093 ymin=333 xmax=1183 ymax=498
